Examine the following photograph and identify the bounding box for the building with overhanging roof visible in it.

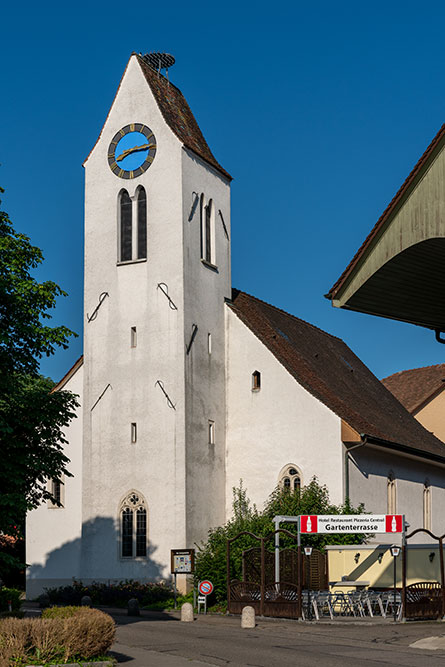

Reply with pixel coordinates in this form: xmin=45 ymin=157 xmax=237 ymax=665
xmin=26 ymin=54 xmax=445 ymax=597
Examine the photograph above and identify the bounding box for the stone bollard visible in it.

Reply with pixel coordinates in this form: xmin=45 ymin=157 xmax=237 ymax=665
xmin=38 ymin=593 xmax=50 ymax=608
xmin=241 ymin=605 xmax=255 ymax=628
xmin=81 ymin=595 xmax=92 ymax=607
xmin=181 ymin=602 xmax=194 ymax=622
xmin=127 ymin=598 xmax=140 ymax=616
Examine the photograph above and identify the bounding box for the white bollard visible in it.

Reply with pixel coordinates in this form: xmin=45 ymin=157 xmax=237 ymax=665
xmin=241 ymin=605 xmax=255 ymax=628
xmin=181 ymin=602 xmax=194 ymax=622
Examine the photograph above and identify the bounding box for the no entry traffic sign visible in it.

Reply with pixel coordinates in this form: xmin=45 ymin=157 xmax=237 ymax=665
xmin=198 ymin=580 xmax=214 ymax=596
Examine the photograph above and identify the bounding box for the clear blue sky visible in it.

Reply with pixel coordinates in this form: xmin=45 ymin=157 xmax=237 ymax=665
xmin=2 ymin=0 xmax=445 ymax=382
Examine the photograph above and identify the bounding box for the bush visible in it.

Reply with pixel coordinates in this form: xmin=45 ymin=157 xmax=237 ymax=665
xmin=0 ymin=587 xmax=22 ymax=613
xmin=42 ymin=605 xmax=82 ymax=619
xmin=0 ymin=607 xmax=115 ymax=666
xmin=45 ymin=579 xmax=174 ymax=608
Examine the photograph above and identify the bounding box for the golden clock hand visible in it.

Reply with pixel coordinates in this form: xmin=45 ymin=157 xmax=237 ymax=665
xmin=116 ymin=143 xmax=156 ymax=162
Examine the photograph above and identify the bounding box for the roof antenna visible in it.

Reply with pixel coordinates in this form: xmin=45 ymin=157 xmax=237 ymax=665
xmin=142 ymin=52 xmax=175 ymax=83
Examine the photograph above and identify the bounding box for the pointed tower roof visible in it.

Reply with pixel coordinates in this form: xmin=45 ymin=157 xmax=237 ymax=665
xmin=84 ymin=53 xmax=231 ymax=181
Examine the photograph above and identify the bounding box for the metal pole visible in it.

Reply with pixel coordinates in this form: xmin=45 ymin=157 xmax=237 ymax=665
xmin=260 ymin=537 xmax=265 ymax=617
xmin=393 ymin=554 xmax=397 ymax=622
xmin=174 ymin=573 xmax=177 ymax=609
xmin=274 ymin=518 xmax=280 ymax=584
xmin=401 ymin=517 xmax=407 ymax=621
xmin=297 ymin=518 xmax=302 ymax=620
xmin=439 ymin=537 xmax=445 ymax=619
xmin=227 ymin=539 xmax=231 ymax=614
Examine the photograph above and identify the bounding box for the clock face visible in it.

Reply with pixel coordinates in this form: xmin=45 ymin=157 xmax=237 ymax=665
xmin=108 ymin=123 xmax=157 ymax=179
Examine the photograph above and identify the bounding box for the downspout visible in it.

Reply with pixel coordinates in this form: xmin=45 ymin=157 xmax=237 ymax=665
xmin=344 ymin=435 xmax=368 ymax=505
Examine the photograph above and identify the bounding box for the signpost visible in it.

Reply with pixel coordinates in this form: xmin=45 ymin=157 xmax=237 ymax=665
xmin=390 ymin=546 xmax=401 ymax=622
xmin=171 ymin=549 xmax=195 ymax=609
xmin=197 ymin=580 xmax=213 ymax=614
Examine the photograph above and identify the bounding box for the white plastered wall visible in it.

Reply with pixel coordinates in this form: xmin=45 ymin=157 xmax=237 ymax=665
xmin=225 ymin=308 xmax=344 ymax=516
xmin=26 ymin=364 xmax=83 ymax=598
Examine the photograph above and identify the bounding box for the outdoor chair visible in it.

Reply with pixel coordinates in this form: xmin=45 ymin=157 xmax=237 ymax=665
xmin=382 ymin=591 xmax=402 ymax=620
xmin=312 ymin=591 xmax=334 ymax=620
xmin=366 ymin=590 xmax=385 ymax=617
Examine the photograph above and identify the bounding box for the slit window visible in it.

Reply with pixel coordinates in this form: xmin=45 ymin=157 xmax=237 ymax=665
xmin=208 ymin=420 xmax=215 ymax=444
xmin=252 ymin=370 xmax=261 ymax=391
xmin=387 ymin=472 xmax=396 ymax=514
xmin=423 ymin=481 xmax=432 ymax=531
xmin=131 ymin=326 xmax=137 ymax=348
xmin=208 ymin=333 xmax=212 ymax=354
xmin=131 ymin=423 xmax=137 ymax=443
xmin=48 ymin=476 xmax=64 ymax=508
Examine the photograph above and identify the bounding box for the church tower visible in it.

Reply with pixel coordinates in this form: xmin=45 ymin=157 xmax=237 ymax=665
xmin=81 ymin=53 xmax=231 ymax=582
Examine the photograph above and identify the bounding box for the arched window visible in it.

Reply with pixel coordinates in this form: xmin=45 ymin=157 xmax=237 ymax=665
xmin=119 ymin=189 xmax=132 ymax=262
xmin=252 ymin=371 xmax=261 ymax=391
xmin=387 ymin=472 xmax=396 ymax=514
xmin=137 ymin=186 xmax=147 ymax=259
xmin=119 ymin=491 xmax=147 ymax=558
xmin=423 ymin=480 xmax=432 ymax=531
xmin=279 ymin=465 xmax=301 ymax=493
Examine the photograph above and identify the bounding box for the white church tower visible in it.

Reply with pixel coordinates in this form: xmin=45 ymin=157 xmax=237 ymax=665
xmin=26 ymin=52 xmax=232 ymax=593
xmin=81 ymin=52 xmax=232 ymax=582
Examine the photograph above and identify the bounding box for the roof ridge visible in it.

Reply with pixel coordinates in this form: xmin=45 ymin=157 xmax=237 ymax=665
xmin=232 ymin=288 xmax=344 ymax=343
xmin=327 ymin=122 xmax=445 ymax=298
xmin=382 ymin=362 xmax=445 ymax=381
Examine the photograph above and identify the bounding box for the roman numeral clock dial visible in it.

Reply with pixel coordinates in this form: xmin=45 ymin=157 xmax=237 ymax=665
xmin=108 ymin=123 xmax=157 ymax=179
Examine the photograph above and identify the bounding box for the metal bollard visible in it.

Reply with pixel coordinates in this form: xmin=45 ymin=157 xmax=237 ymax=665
xmin=127 ymin=598 xmax=140 ymax=616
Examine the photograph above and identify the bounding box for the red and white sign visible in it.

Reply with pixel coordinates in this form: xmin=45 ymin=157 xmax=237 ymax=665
xmin=198 ymin=580 xmax=214 ymax=595
xmin=300 ymin=514 xmax=403 ymax=534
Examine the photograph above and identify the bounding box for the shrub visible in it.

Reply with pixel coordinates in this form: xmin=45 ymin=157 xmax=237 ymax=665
xmin=42 ymin=605 xmax=83 ymax=619
xmin=45 ymin=578 xmax=174 ymax=608
xmin=0 ymin=587 xmax=22 ymax=613
xmin=0 ymin=607 xmax=115 ymax=666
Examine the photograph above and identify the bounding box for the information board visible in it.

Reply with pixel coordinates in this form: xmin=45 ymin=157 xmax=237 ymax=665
xmin=170 ymin=548 xmax=195 ymax=574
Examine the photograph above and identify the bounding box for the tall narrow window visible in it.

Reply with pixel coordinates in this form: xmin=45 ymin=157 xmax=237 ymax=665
xmin=208 ymin=420 xmax=215 ymax=444
xmin=137 ymin=186 xmax=147 ymax=259
xmin=120 ymin=491 xmax=148 ymax=558
xmin=48 ymin=477 xmax=64 ymax=508
xmin=387 ymin=472 xmax=396 ymax=514
xmin=423 ymin=481 xmax=432 ymax=531
xmin=205 ymin=201 xmax=212 ymax=263
xmin=131 ymin=326 xmax=137 ymax=348
xmin=120 ymin=190 xmax=132 ymax=262
xmin=207 ymin=333 xmax=212 ymax=354
xmin=279 ymin=466 xmax=301 ymax=492
xmin=200 ymin=194 xmax=205 ymax=259
xmin=252 ymin=371 xmax=261 ymax=391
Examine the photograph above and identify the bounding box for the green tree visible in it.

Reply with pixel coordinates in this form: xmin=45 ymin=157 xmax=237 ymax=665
xmin=194 ymin=479 xmax=366 ymax=602
xmin=0 ymin=188 xmax=78 ymax=570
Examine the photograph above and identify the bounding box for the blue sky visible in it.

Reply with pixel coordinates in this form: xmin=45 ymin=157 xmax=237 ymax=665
xmin=2 ymin=0 xmax=445 ymax=382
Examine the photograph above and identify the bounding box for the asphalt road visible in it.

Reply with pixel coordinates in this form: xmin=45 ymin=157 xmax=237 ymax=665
xmin=109 ymin=610 xmax=445 ymax=666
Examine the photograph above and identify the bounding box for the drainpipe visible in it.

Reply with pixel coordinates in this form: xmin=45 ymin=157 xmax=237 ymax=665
xmin=344 ymin=435 xmax=368 ymax=505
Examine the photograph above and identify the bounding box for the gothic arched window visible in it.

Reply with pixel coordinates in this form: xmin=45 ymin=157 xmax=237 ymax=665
xmin=137 ymin=186 xmax=147 ymax=260
xmin=119 ymin=189 xmax=132 ymax=262
xmin=119 ymin=491 xmax=147 ymax=558
xmin=387 ymin=472 xmax=396 ymax=514
xmin=279 ymin=465 xmax=301 ymax=493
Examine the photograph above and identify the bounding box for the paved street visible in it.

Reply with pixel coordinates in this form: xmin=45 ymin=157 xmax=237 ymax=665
xmin=109 ymin=610 xmax=445 ymax=666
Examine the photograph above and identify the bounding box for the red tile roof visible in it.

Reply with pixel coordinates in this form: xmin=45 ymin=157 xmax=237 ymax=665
xmin=327 ymin=123 xmax=445 ymax=299
xmin=382 ymin=364 xmax=445 ymax=414
xmin=137 ymin=56 xmax=231 ymax=181
xmin=228 ymin=289 xmax=445 ymax=461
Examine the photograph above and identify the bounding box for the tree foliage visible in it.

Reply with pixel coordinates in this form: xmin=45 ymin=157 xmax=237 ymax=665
xmin=194 ymin=479 xmax=366 ymax=602
xmin=0 ymin=187 xmax=78 ymax=547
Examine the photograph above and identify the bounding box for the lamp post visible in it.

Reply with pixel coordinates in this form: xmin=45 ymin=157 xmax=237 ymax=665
xmin=304 ymin=546 xmax=313 ymax=620
xmin=390 ymin=546 xmax=400 ymax=622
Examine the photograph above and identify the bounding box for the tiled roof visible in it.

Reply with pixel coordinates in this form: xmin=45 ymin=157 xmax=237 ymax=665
xmin=228 ymin=289 xmax=445 ymax=460
xmin=382 ymin=364 xmax=445 ymax=414
xmin=137 ymin=55 xmax=232 ymax=181
xmin=327 ymin=123 xmax=445 ymax=299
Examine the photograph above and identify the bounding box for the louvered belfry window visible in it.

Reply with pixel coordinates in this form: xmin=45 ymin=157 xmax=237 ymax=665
xmin=120 ymin=190 xmax=132 ymax=261
xmin=137 ymin=187 xmax=147 ymax=259
xmin=120 ymin=492 xmax=148 ymax=558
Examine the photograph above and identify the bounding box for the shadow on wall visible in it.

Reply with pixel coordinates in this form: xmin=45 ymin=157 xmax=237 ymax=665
xmin=27 ymin=516 xmax=166 ymax=597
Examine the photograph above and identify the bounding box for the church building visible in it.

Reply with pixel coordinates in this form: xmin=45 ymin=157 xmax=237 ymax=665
xmin=26 ymin=53 xmax=445 ymax=598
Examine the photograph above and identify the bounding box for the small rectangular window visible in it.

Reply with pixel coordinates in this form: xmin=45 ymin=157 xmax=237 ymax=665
xmin=208 ymin=420 xmax=215 ymax=444
xmin=131 ymin=423 xmax=137 ymax=443
xmin=131 ymin=326 xmax=137 ymax=348
xmin=208 ymin=333 xmax=212 ymax=354
xmin=48 ymin=477 xmax=64 ymax=508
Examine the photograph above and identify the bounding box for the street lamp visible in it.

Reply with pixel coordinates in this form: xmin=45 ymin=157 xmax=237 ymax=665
xmin=304 ymin=547 xmax=313 ymax=620
xmin=390 ymin=546 xmax=400 ymax=622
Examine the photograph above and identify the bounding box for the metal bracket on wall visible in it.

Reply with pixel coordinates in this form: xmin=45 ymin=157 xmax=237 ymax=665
xmin=435 ymin=329 xmax=445 ymax=344
xmin=87 ymin=292 xmax=109 ymax=322
xmin=218 ymin=209 xmax=230 ymax=241
xmin=155 ymin=380 xmax=176 ymax=410
xmin=157 ymin=283 xmax=178 ymax=310
xmin=90 ymin=383 xmax=112 ymax=411
xmin=188 ymin=192 xmax=200 ymax=222
xmin=186 ymin=324 xmax=198 ymax=355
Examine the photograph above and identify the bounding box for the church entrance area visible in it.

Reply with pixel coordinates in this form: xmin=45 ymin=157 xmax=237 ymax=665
xmin=226 ymin=529 xmax=328 ymax=618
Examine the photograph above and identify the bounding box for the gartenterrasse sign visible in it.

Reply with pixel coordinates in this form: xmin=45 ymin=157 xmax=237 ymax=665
xmin=300 ymin=514 xmax=403 ymax=534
